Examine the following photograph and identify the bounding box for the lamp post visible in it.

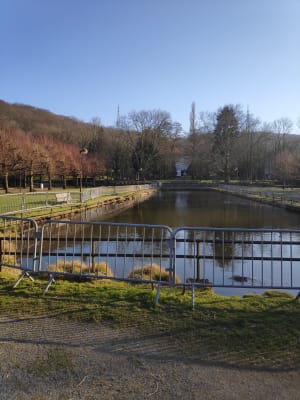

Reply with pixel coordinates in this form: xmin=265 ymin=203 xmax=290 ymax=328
xmin=137 ymin=167 xmax=143 ymax=185
xmin=79 ymin=148 xmax=88 ymax=202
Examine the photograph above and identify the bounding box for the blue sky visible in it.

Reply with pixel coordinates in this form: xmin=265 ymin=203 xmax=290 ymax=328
xmin=1 ymin=0 xmax=299 ymax=132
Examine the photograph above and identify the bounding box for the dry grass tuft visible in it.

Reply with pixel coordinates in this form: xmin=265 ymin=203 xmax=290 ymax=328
xmin=128 ymin=263 xmax=180 ymax=283
xmin=0 ymin=238 xmax=17 ymax=266
xmin=48 ymin=260 xmax=113 ymax=277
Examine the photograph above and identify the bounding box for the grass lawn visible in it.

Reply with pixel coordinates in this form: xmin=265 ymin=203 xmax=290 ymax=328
xmin=0 ymin=271 xmax=299 ymax=370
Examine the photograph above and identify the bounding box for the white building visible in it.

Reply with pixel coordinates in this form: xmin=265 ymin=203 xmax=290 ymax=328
xmin=175 ymin=158 xmax=190 ymax=177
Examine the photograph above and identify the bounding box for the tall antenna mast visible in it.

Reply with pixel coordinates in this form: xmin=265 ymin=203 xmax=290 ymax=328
xmin=116 ymin=104 xmax=120 ymax=128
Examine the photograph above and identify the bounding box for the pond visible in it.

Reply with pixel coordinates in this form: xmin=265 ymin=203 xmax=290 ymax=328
xmin=94 ymin=190 xmax=300 ymax=229
xmin=86 ymin=190 xmax=300 ymax=296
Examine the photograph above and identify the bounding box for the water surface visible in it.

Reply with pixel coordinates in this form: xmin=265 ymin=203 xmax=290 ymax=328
xmin=97 ymin=190 xmax=300 ymax=229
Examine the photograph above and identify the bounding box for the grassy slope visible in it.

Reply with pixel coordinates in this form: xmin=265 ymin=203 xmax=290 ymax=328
xmin=0 ymin=272 xmax=299 ymax=370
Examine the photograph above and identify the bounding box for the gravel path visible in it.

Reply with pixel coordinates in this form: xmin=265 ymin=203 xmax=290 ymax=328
xmin=0 ymin=316 xmax=299 ymax=399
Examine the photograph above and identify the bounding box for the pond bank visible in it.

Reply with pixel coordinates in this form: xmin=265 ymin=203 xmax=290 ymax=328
xmin=19 ymin=188 xmax=157 ymax=222
xmin=214 ymin=185 xmax=300 ymax=214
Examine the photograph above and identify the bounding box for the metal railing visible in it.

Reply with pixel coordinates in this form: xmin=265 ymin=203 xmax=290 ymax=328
xmin=173 ymin=227 xmax=300 ymax=290
xmin=80 ymin=184 xmax=155 ymax=203
xmin=0 ymin=184 xmax=155 ymax=215
xmin=1 ymin=216 xmax=300 ymax=297
xmin=39 ymin=220 xmax=173 ymax=286
xmin=219 ymin=184 xmax=300 ymax=207
xmin=0 ymin=216 xmax=38 ymax=273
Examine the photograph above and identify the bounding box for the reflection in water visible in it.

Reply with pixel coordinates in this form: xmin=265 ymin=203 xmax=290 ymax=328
xmin=96 ymin=190 xmax=300 ymax=229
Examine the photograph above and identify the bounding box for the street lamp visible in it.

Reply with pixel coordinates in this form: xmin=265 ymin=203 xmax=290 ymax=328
xmin=137 ymin=167 xmax=143 ymax=185
xmin=79 ymin=148 xmax=88 ymax=202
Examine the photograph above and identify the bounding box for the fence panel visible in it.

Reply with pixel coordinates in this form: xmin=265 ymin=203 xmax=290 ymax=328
xmin=0 ymin=193 xmax=24 ymax=214
xmin=2 ymin=215 xmax=300 ymax=295
xmin=0 ymin=185 xmax=156 ymax=214
xmin=172 ymin=227 xmax=300 ymax=290
xmin=39 ymin=220 xmax=173 ymax=284
xmin=0 ymin=216 xmax=39 ymax=273
xmin=81 ymin=184 xmax=155 ymax=202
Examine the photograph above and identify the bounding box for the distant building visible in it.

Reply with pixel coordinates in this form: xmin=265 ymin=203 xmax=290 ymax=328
xmin=175 ymin=158 xmax=190 ymax=177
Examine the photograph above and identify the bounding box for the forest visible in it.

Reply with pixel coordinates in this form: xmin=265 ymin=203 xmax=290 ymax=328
xmin=0 ymin=99 xmax=300 ymax=192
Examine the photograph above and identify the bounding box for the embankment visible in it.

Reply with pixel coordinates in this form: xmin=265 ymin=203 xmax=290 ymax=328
xmin=27 ymin=189 xmax=157 ymax=222
xmin=214 ymin=185 xmax=300 ymax=213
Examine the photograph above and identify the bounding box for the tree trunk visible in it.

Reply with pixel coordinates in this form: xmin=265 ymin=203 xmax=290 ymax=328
xmin=3 ymin=172 xmax=9 ymax=193
xmin=23 ymin=171 xmax=27 ymax=189
xmin=48 ymin=173 xmax=53 ymax=190
xmin=225 ymin=152 xmax=230 ymax=183
xmin=29 ymin=172 xmax=34 ymax=192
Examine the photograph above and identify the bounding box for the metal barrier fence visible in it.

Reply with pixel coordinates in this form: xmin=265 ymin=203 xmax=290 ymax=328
xmin=0 ymin=192 xmax=58 ymax=214
xmin=0 ymin=184 xmax=155 ymax=215
xmin=220 ymin=184 xmax=300 ymax=206
xmin=173 ymin=227 xmax=300 ymax=290
xmin=1 ymin=216 xmax=300 ymax=297
xmin=0 ymin=216 xmax=38 ymax=275
xmin=81 ymin=184 xmax=155 ymax=203
xmin=39 ymin=220 xmax=173 ymax=287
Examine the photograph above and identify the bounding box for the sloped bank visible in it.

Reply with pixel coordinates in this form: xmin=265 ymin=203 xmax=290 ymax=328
xmin=214 ymin=186 xmax=300 ymax=213
xmin=25 ymin=189 xmax=157 ymax=222
xmin=80 ymin=188 xmax=157 ymax=221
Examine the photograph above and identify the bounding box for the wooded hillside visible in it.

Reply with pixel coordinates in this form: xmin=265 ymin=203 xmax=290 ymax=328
xmin=1 ymin=99 xmax=300 ymax=193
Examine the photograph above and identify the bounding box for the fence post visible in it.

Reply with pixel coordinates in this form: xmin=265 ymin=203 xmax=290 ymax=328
xmin=22 ymin=193 xmax=26 ymax=211
xmin=91 ymin=240 xmax=96 ymax=273
xmin=0 ymin=238 xmax=2 ymax=272
xmin=196 ymin=240 xmax=200 ymax=281
xmin=168 ymin=232 xmax=176 ymax=286
xmin=191 ymin=283 xmax=195 ymax=310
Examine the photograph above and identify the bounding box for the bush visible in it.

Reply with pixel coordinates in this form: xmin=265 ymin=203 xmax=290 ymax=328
xmin=127 ymin=263 xmax=180 ymax=283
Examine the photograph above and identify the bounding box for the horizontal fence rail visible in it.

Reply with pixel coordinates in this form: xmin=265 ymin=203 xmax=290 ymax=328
xmin=1 ymin=216 xmax=300 ymax=296
xmin=0 ymin=184 xmax=155 ymax=215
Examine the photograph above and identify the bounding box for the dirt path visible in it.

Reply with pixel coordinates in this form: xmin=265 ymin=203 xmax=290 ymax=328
xmin=0 ymin=316 xmax=299 ymax=400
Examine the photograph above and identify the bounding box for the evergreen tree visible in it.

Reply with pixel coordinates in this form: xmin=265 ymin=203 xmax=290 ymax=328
xmin=213 ymin=105 xmax=239 ymax=182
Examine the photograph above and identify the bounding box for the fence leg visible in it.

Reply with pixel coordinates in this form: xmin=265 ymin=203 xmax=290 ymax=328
xmin=0 ymin=238 xmax=2 ymax=272
xmin=13 ymin=270 xmax=34 ymax=289
xmin=92 ymin=241 xmax=96 ymax=273
xmin=191 ymin=284 xmax=195 ymax=310
xmin=43 ymin=274 xmax=55 ymax=296
xmin=154 ymin=282 xmax=161 ymax=306
xmin=196 ymin=240 xmax=200 ymax=281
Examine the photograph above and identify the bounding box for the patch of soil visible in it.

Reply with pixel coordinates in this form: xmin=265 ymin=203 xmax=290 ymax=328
xmin=0 ymin=316 xmax=299 ymax=399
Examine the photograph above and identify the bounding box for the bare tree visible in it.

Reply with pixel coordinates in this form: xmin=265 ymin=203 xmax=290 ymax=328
xmin=0 ymin=123 xmax=24 ymax=192
xmin=271 ymin=117 xmax=293 ymax=153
